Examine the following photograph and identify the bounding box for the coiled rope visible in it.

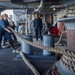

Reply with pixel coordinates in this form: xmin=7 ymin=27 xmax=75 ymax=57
xmin=46 ymin=65 xmax=60 ymax=75
xmin=60 ymin=55 xmax=75 ymax=72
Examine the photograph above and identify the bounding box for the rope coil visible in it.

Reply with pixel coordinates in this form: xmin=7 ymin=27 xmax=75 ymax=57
xmin=61 ymin=56 xmax=75 ymax=67
xmin=60 ymin=59 xmax=75 ymax=72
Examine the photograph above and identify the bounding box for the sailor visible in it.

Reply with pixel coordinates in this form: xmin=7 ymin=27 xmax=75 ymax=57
xmin=34 ymin=13 xmax=43 ymax=41
xmin=0 ymin=14 xmax=14 ymax=49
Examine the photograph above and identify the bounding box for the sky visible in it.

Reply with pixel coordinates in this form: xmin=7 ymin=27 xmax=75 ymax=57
xmin=1 ymin=10 xmax=13 ymax=17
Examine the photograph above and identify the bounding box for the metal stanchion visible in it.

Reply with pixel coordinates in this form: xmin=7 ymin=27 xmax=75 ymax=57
xmin=21 ymin=35 xmax=33 ymax=54
xmin=43 ymin=34 xmax=54 ymax=56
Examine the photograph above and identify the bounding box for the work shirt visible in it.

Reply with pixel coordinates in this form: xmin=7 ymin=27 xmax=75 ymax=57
xmin=34 ymin=18 xmax=42 ymax=29
xmin=10 ymin=25 xmax=15 ymax=30
xmin=0 ymin=18 xmax=9 ymax=31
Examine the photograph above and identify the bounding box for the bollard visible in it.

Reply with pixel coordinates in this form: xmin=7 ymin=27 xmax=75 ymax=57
xmin=21 ymin=35 xmax=33 ymax=54
xmin=43 ymin=34 xmax=54 ymax=56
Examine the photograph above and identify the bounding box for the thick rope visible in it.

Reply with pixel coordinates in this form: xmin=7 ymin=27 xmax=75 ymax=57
xmin=46 ymin=65 xmax=60 ymax=75
xmin=46 ymin=56 xmax=75 ymax=74
xmin=60 ymin=55 xmax=75 ymax=72
xmin=55 ymin=31 xmax=66 ymax=45
xmin=13 ymin=50 xmax=40 ymax=75
xmin=60 ymin=59 xmax=75 ymax=72
xmin=63 ymin=55 xmax=75 ymax=62
xmin=20 ymin=51 xmax=40 ymax=75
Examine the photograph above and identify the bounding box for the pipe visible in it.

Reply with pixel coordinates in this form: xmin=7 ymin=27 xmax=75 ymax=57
xmin=33 ymin=0 xmax=43 ymax=13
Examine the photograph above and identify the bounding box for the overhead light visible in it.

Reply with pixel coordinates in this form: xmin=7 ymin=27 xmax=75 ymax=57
xmin=50 ymin=5 xmax=67 ymax=8
xmin=53 ymin=8 xmax=56 ymax=11
xmin=23 ymin=0 xmax=39 ymax=3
